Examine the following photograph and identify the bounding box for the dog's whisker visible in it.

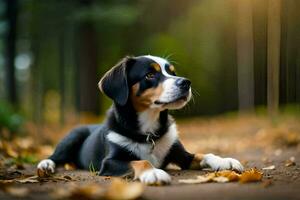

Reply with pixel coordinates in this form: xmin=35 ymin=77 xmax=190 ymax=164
xmin=192 ymin=89 xmax=200 ymax=98
xmin=164 ymin=53 xmax=174 ymax=61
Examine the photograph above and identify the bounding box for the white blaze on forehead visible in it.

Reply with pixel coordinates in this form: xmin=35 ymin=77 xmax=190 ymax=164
xmin=143 ymin=55 xmax=174 ymax=78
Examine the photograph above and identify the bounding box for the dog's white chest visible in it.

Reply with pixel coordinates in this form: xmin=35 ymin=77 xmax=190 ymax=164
xmin=107 ymin=124 xmax=178 ymax=168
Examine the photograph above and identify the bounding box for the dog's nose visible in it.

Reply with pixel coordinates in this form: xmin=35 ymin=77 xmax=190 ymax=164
xmin=175 ymin=78 xmax=191 ymax=90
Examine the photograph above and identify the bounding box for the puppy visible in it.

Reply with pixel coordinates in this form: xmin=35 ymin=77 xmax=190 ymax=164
xmin=37 ymin=55 xmax=243 ymax=185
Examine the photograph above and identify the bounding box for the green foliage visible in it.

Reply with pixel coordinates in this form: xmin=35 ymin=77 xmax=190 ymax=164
xmin=3 ymin=0 xmax=299 ymax=120
xmin=73 ymin=4 xmax=141 ymax=25
xmin=89 ymin=161 xmax=97 ymax=175
xmin=0 ymin=101 xmax=24 ymax=133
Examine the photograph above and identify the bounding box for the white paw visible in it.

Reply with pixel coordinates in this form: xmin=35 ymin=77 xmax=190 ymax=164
xmin=139 ymin=168 xmax=171 ymax=185
xmin=200 ymin=154 xmax=244 ymax=172
xmin=37 ymin=159 xmax=56 ymax=174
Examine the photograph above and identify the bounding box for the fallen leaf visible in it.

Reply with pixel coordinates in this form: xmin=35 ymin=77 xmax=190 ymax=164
xmin=239 ymin=168 xmax=263 ymax=183
xmin=52 ymin=182 xmax=104 ymax=200
xmin=212 ymin=176 xmax=229 ymax=183
xmin=179 ymin=177 xmax=211 ymax=184
xmin=262 ymin=165 xmax=275 ymax=170
xmin=5 ymin=187 xmax=29 ymax=197
xmin=64 ymin=163 xmax=76 ymax=171
xmin=37 ymin=168 xmax=51 ymax=178
xmin=6 ymin=146 xmax=18 ymax=158
xmin=285 ymin=157 xmax=296 ymax=167
xmin=14 ymin=174 xmax=74 ymax=184
xmin=70 ymin=184 xmax=105 ymax=199
xmin=215 ymin=170 xmax=241 ymax=181
xmin=106 ymin=178 xmax=144 ymax=200
xmin=16 ymin=175 xmax=40 ymax=183
xmin=62 ymin=175 xmax=73 ymax=181
xmin=0 ymin=180 xmax=14 ymax=184
xmin=0 ymin=170 xmax=23 ymax=180
xmin=52 ymin=178 xmax=143 ymax=200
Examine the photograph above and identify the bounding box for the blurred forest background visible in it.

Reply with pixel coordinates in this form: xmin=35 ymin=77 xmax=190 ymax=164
xmin=0 ymin=0 xmax=300 ymax=138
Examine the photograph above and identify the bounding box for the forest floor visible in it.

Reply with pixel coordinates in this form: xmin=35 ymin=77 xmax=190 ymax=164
xmin=1 ymin=113 xmax=300 ymax=200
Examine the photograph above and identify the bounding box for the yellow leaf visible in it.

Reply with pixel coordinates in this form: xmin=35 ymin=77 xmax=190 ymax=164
xmin=64 ymin=163 xmax=76 ymax=171
xmin=239 ymin=168 xmax=263 ymax=183
xmin=5 ymin=187 xmax=29 ymax=197
xmin=106 ymin=178 xmax=144 ymax=200
xmin=212 ymin=176 xmax=229 ymax=183
xmin=215 ymin=170 xmax=241 ymax=181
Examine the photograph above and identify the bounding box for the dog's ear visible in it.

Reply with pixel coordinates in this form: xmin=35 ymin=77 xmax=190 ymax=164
xmin=98 ymin=56 xmax=136 ymax=106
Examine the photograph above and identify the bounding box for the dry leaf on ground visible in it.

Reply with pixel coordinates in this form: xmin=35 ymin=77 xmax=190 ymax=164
xmin=215 ymin=170 xmax=241 ymax=181
xmin=5 ymin=187 xmax=29 ymax=197
xmin=15 ymin=176 xmax=40 ymax=183
xmin=212 ymin=176 xmax=229 ymax=183
xmin=52 ymin=183 xmax=104 ymax=200
xmin=10 ymin=174 xmax=74 ymax=184
xmin=179 ymin=177 xmax=212 ymax=184
xmin=239 ymin=168 xmax=263 ymax=183
xmin=106 ymin=178 xmax=144 ymax=200
xmin=179 ymin=171 xmax=237 ymax=184
xmin=179 ymin=168 xmax=262 ymax=184
xmin=262 ymin=165 xmax=275 ymax=170
xmin=64 ymin=163 xmax=76 ymax=170
xmin=52 ymin=178 xmax=144 ymax=200
xmin=37 ymin=168 xmax=52 ymax=178
xmin=285 ymin=157 xmax=296 ymax=167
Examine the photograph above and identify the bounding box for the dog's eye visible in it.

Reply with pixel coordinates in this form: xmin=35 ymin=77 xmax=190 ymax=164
xmin=165 ymin=64 xmax=176 ymax=76
xmin=145 ymin=72 xmax=155 ymax=80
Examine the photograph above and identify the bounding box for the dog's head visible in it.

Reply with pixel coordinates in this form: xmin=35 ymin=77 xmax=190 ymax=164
xmin=99 ymin=55 xmax=191 ymax=112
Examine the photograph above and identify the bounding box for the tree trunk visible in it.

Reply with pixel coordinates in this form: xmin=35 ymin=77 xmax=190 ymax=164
xmin=75 ymin=0 xmax=100 ymax=114
xmin=5 ymin=0 xmax=18 ymax=104
xmin=59 ymin=33 xmax=65 ymax=124
xmin=75 ymin=22 xmax=100 ymax=114
xmin=267 ymin=0 xmax=281 ymax=117
xmin=236 ymin=0 xmax=255 ymax=112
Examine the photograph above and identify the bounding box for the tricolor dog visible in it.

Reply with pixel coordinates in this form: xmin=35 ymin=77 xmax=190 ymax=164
xmin=37 ymin=55 xmax=244 ymax=185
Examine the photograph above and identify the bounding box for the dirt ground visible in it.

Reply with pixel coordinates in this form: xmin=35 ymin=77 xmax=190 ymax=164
xmin=1 ymin=114 xmax=300 ymax=200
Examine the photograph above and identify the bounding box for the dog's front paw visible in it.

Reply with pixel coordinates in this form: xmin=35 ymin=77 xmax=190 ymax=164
xmin=200 ymin=154 xmax=244 ymax=172
xmin=138 ymin=168 xmax=171 ymax=185
xmin=37 ymin=159 xmax=56 ymax=177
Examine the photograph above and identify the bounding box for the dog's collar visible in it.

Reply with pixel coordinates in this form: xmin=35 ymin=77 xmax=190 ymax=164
xmin=110 ymin=124 xmax=167 ymax=144
xmin=107 ymin=106 xmax=171 ymax=144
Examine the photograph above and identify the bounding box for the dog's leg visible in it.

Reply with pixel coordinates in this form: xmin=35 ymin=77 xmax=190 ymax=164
xmin=37 ymin=126 xmax=90 ymax=175
xmin=130 ymin=160 xmax=171 ymax=185
xmin=197 ymin=153 xmax=244 ymax=172
xmin=165 ymin=140 xmax=244 ymax=172
xmin=98 ymin=158 xmax=131 ymax=176
xmin=99 ymin=158 xmax=171 ymax=185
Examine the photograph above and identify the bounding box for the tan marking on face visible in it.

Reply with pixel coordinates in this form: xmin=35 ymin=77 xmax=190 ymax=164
xmin=131 ymin=83 xmax=163 ymax=112
xmin=130 ymin=160 xmax=154 ymax=180
xmin=189 ymin=153 xmax=204 ymax=170
xmin=169 ymin=65 xmax=175 ymax=72
xmin=151 ymin=63 xmax=161 ymax=72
